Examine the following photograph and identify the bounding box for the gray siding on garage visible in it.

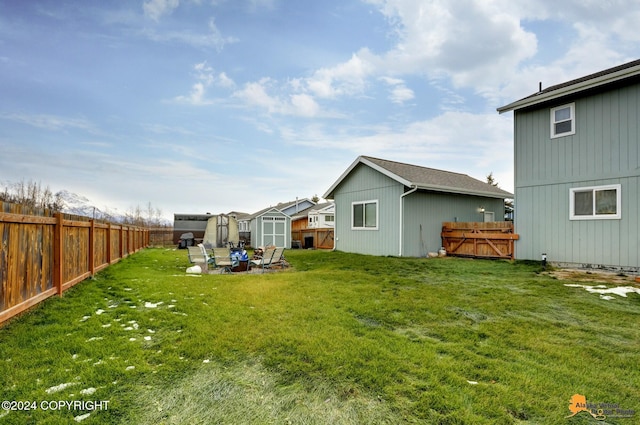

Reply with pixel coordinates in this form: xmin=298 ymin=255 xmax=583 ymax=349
xmin=333 ymin=163 xmax=403 ymax=256
xmin=513 ymin=82 xmax=640 ymax=269
xmin=402 ymin=192 xmax=505 ymax=257
xmin=332 ymin=163 xmax=508 ymax=257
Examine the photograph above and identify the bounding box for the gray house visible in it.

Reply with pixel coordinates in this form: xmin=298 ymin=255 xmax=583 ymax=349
xmin=323 ymin=156 xmax=512 ymax=257
xmin=498 ymin=59 xmax=640 ymax=271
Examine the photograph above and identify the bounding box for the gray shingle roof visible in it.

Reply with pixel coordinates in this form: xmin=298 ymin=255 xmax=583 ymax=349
xmin=324 ymin=156 xmax=512 ymax=199
xmin=498 ymin=58 xmax=640 ymax=113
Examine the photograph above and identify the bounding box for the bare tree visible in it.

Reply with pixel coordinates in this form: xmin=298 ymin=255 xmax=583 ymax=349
xmin=0 ymin=179 xmax=64 ymax=212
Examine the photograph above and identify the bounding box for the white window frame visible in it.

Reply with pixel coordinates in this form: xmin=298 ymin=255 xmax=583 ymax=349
xmin=569 ymin=184 xmax=621 ymax=220
xmin=351 ymin=200 xmax=378 ymax=230
xmin=550 ymin=103 xmax=576 ymax=139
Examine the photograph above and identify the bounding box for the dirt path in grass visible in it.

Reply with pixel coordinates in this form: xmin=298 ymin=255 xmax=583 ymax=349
xmin=544 ymin=269 xmax=640 ymax=286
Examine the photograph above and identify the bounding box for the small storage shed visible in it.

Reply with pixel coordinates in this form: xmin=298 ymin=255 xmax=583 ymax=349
xmin=248 ymin=207 xmax=292 ymax=248
xmin=323 ymin=156 xmax=513 ymax=257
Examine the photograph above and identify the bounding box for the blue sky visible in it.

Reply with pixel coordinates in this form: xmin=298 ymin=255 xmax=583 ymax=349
xmin=2 ymin=0 xmax=640 ymax=220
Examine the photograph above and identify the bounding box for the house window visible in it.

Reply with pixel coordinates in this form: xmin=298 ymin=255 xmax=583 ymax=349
xmin=550 ymin=103 xmax=575 ymax=138
xmin=325 ymin=215 xmax=334 ymax=223
xmin=352 ymin=200 xmax=378 ymax=230
xmin=570 ymin=184 xmax=621 ymax=220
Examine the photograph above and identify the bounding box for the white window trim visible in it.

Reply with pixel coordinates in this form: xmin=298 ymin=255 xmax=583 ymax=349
xmin=569 ymin=184 xmax=621 ymax=220
xmin=550 ymin=103 xmax=576 ymax=139
xmin=351 ymin=199 xmax=378 ymax=230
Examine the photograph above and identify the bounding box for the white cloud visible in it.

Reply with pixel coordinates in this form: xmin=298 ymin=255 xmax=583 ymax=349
xmin=290 ymin=94 xmax=320 ymax=117
xmin=175 ymin=82 xmax=211 ymax=105
xmin=0 ymin=112 xmax=99 ymax=133
xmin=379 ymin=76 xmax=414 ymax=104
xmin=142 ymin=18 xmax=237 ymax=50
xmin=143 ymin=0 xmax=180 ymax=22
xmin=173 ymin=61 xmax=236 ymax=105
xmin=305 ymin=51 xmax=375 ymax=99
xmin=232 ymin=79 xmax=325 ymax=118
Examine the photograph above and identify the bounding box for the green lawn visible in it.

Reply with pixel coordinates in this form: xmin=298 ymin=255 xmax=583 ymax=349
xmin=1 ymin=249 xmax=639 ymax=424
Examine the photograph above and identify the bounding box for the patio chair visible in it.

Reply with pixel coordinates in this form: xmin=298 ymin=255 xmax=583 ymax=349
xmin=269 ymin=247 xmax=288 ymax=270
xmin=187 ymin=244 xmax=211 ymax=264
xmin=212 ymin=247 xmax=232 ymax=269
xmin=250 ymin=247 xmax=276 ymax=273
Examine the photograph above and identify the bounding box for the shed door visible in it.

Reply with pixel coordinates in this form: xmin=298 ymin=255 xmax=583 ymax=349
xmin=262 ymin=216 xmax=287 ymax=247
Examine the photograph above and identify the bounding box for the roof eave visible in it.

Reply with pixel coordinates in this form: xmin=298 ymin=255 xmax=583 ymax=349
xmin=497 ymin=63 xmax=640 ymax=113
xmin=323 ymin=156 xmax=410 ymax=199
xmin=415 ymin=184 xmax=513 ymax=199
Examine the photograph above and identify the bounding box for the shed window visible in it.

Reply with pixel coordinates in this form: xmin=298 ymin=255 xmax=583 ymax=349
xmin=550 ymin=103 xmax=575 ymax=138
xmin=352 ymin=200 xmax=378 ymax=230
xmin=570 ymin=185 xmax=621 ymax=220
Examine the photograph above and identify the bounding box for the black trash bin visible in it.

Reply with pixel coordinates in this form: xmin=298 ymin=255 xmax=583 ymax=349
xmin=304 ymin=236 xmax=314 ymax=249
xmin=178 ymin=232 xmax=194 ymax=249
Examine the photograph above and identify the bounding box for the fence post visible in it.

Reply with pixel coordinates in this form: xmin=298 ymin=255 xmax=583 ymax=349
xmin=53 ymin=213 xmax=63 ymax=296
xmin=106 ymin=223 xmax=112 ymax=264
xmin=89 ymin=219 xmax=95 ymax=276
xmin=119 ymin=226 xmax=124 ymax=259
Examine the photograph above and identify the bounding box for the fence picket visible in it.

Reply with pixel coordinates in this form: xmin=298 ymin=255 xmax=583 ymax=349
xmin=0 ymin=203 xmax=149 ymax=324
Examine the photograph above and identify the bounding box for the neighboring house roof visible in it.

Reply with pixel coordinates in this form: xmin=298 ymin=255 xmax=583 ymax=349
xmin=245 ymin=206 xmax=290 ymax=220
xmin=289 ymin=204 xmax=318 ymax=221
xmin=308 ymin=202 xmax=334 ymax=213
xmin=324 ymin=156 xmax=513 ymax=199
xmin=241 ymin=199 xmax=313 ymax=221
xmin=497 ymin=58 xmax=640 ymax=113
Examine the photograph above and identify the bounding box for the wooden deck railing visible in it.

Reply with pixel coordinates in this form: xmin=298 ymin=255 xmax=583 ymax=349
xmin=0 ymin=204 xmax=148 ymax=324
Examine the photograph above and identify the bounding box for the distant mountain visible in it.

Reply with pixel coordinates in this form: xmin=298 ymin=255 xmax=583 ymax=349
xmin=56 ymin=190 xmax=171 ymax=226
xmin=57 ymin=189 xmax=124 ymax=221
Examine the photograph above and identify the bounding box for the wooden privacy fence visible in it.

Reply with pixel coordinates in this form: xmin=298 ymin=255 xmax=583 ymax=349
xmin=0 ymin=205 xmax=149 ymax=325
xmin=291 ymin=228 xmax=334 ymax=249
xmin=441 ymin=222 xmax=519 ymax=259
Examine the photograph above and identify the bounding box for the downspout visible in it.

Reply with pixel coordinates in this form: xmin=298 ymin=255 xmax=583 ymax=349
xmin=399 ymin=186 xmax=418 ymax=257
xmin=332 ymin=201 xmax=338 ymax=251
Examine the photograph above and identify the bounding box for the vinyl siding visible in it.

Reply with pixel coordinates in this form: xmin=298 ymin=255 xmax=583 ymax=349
xmin=402 ymin=192 xmax=505 ymax=257
xmin=333 ymin=164 xmax=508 ymax=257
xmin=333 ymin=164 xmax=402 ymax=256
xmin=514 ymin=81 xmax=640 ymax=269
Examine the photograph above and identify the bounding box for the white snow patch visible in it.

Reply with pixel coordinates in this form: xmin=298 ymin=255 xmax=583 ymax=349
xmin=125 ymin=366 xmax=135 ymax=371
xmin=46 ymin=382 xmax=77 ymax=394
xmin=123 ymin=327 xmax=134 ymax=331
xmin=467 ymin=380 xmax=479 ymax=385
xmin=86 ymin=337 xmax=103 ymax=342
xmin=203 ymin=359 xmax=210 ymax=363
xmin=144 ymin=301 xmax=163 ymax=308
xmin=74 ymin=413 xmax=91 ymax=422
xmin=95 ymin=309 xmax=105 ymax=315
xmin=565 ymin=284 xmax=640 ymax=299
xmin=102 ymin=323 xmax=111 ymax=328
xmin=144 ymin=336 xmax=152 ymax=341
xmin=72 ymin=354 xmax=79 ymax=360
xmin=147 ymin=329 xmax=155 ymax=333
xmin=80 ymin=316 xmax=90 ymax=322
xmin=80 ymin=387 xmax=96 ymax=396
xmin=129 ymin=338 xmax=137 ymax=341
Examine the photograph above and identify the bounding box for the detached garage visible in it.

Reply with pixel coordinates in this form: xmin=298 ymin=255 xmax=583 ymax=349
xmin=323 ymin=156 xmax=513 ymax=257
